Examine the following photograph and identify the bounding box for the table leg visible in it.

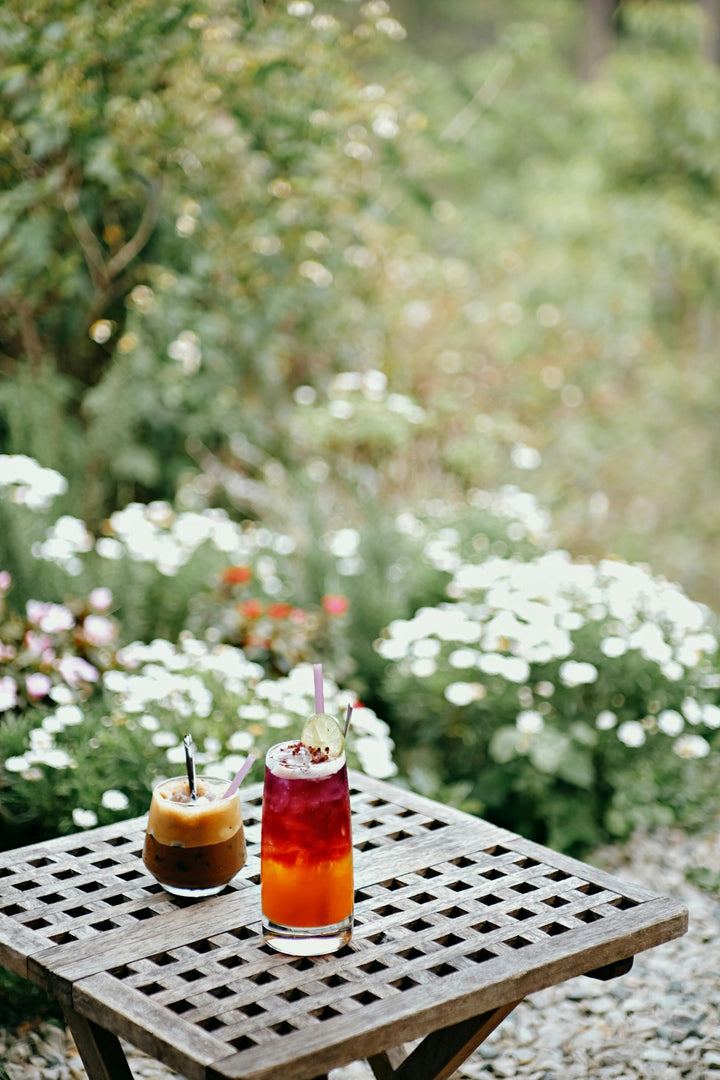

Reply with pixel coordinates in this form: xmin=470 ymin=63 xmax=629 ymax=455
xmin=62 ymin=1004 xmax=135 ymax=1080
xmin=368 ymin=998 xmax=523 ymax=1080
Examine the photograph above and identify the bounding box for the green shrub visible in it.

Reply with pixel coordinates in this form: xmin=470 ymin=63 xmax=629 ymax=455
xmin=377 ymin=548 xmax=720 ymax=854
xmin=0 ymin=0 xmax=439 ymax=525
xmin=0 ymin=637 xmax=396 ymax=851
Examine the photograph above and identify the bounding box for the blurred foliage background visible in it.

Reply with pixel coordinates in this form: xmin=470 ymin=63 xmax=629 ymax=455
xmin=2 ymin=0 xmax=720 ymax=850
xmin=2 ymin=0 xmax=720 ymax=608
xmin=4 ymin=0 xmax=720 ymax=1026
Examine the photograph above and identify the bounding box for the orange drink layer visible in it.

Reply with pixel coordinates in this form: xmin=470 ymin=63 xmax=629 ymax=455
xmin=261 ymin=743 xmax=353 ymax=929
xmin=143 ymin=776 xmax=246 ymax=894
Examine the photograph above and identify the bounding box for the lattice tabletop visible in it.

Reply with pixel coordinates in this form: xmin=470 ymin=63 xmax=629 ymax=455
xmin=0 ymin=771 xmax=687 ymax=1080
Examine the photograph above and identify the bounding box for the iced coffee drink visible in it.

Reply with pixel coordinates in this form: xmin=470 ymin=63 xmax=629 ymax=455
xmin=143 ymin=775 xmax=246 ymax=897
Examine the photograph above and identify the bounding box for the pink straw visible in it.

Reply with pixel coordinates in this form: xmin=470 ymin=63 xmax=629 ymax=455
xmin=223 ymin=753 xmax=256 ymax=799
xmin=313 ymin=662 xmax=324 ymax=713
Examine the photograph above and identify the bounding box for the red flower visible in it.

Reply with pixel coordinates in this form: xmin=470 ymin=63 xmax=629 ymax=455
xmin=239 ymin=598 xmax=264 ymax=619
xmin=267 ymin=603 xmax=292 ymax=620
xmin=321 ymin=594 xmax=350 ymax=616
xmin=222 ymin=565 xmax=252 ymax=586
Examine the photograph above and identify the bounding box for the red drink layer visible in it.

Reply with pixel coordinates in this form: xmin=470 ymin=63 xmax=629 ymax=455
xmin=261 ymin=742 xmax=353 ymax=928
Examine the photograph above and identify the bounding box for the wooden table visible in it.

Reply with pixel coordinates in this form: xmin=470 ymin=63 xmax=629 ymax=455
xmin=0 ymin=771 xmax=687 ymax=1080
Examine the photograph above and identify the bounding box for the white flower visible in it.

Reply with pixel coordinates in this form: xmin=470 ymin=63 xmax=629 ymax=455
xmin=228 ymin=730 xmax=254 ymax=751
xmin=288 ymin=0 xmax=314 ymax=16
xmin=4 ymin=755 xmax=31 ymax=772
xmin=596 ymin=710 xmax=617 ymax=731
xmin=673 ymin=734 xmax=710 ymax=759
xmin=516 ymin=710 xmax=544 ymax=735
xmin=55 ymin=704 xmax=84 ymax=726
xmin=0 ymin=455 xmax=67 ymax=509
xmin=151 ymin=731 xmax=179 ymax=748
xmin=444 ymin=682 xmax=484 ymax=707
xmin=701 ymin=703 xmax=720 ymax=730
xmin=72 ymin=808 xmax=98 ymax=829
xmin=478 ymin=653 xmax=530 ymax=683
xmin=49 ymin=684 xmax=76 ymax=705
xmin=629 ymin=623 xmax=672 ymax=666
xmin=410 ymin=658 xmax=437 ymax=678
xmin=601 ymin=636 xmax=628 ymax=658
xmin=657 ymin=710 xmax=684 ymax=737
xmin=617 ymin=720 xmax=646 ymax=748
xmin=0 ymin=675 xmax=18 ymax=712
xmin=661 ymin=660 xmax=684 ymax=682
xmin=681 ymin=697 xmax=703 ymax=724
xmin=449 ymin=648 xmax=479 ymax=669
xmin=375 ymin=637 xmax=409 ymax=661
xmin=42 ymin=714 xmax=66 ymax=734
xmin=352 ymin=735 xmax=397 ymax=779
xmin=412 ymin=638 xmax=441 ymax=659
xmin=166 ymin=745 xmax=191 ymax=766
xmin=559 ymin=661 xmax=598 ymax=688
xmin=101 ymin=789 xmax=129 ymax=811
xmin=29 ymin=728 xmax=54 ymax=753
xmin=41 ymin=749 xmax=74 ymax=769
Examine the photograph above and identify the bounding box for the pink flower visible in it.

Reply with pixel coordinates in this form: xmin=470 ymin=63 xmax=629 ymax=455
xmin=0 ymin=571 xmax=11 ymax=594
xmin=88 ymin=587 xmax=113 ymax=612
xmin=0 ymin=676 xmax=18 ymax=712
xmin=322 ymin=594 xmax=350 ymax=616
xmin=26 ymin=600 xmax=75 ymax=634
xmin=56 ymin=656 xmax=99 ymax=688
xmin=82 ymin=615 xmax=116 ymax=647
xmin=23 ymin=631 xmax=55 ymax=663
xmin=26 ymin=672 xmax=52 ymax=700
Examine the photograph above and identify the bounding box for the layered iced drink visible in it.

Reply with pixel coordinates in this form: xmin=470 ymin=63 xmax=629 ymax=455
xmin=261 ymin=741 xmax=353 ymax=954
xmin=143 ymin=775 xmax=246 ymax=897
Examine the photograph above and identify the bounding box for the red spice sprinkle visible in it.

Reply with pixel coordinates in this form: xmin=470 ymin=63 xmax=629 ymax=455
xmin=282 ymin=740 xmax=330 ymax=764
xmin=277 ymin=741 xmax=330 ymax=766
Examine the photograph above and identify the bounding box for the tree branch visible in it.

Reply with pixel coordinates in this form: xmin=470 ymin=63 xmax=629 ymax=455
xmin=62 ymin=187 xmax=111 ymax=292
xmin=107 ymin=179 xmax=162 ymax=280
xmin=17 ymin=299 xmax=45 ymax=372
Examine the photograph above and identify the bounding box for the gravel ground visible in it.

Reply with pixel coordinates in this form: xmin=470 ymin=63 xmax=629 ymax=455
xmin=2 ymin=824 xmax=718 ymax=1080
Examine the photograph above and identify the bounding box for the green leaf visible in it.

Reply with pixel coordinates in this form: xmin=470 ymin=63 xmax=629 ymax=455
xmin=489 ymin=726 xmax=519 ymax=764
xmin=528 ymin=729 xmax=569 ymax=774
xmin=557 ymin=745 xmax=594 ymax=789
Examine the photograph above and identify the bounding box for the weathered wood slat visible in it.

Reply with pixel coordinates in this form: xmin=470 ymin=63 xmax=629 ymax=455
xmin=0 ymin=912 xmax=41 ymax=978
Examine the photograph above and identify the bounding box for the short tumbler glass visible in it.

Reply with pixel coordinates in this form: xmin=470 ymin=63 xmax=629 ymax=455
xmin=143 ymin=775 xmax=246 ymax=898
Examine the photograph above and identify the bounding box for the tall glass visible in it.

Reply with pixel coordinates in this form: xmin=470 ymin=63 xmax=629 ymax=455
xmin=143 ymin=775 xmax=246 ymax=898
xmin=261 ymin=742 xmax=353 ymax=955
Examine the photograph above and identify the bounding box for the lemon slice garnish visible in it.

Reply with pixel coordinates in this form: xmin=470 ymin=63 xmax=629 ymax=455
xmin=301 ymin=712 xmax=345 ymax=758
